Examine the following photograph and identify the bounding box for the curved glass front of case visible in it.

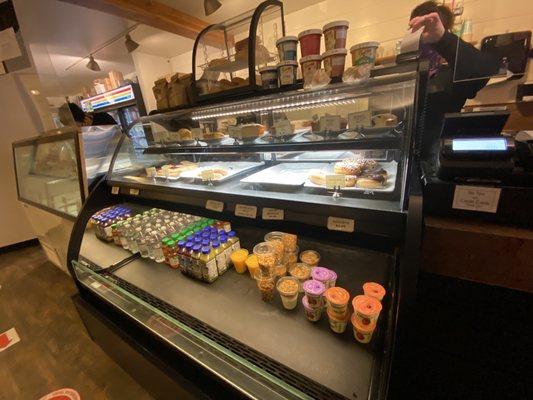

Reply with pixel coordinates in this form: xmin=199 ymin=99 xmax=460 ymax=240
xmin=110 ymin=70 xmax=417 ymax=216
xmin=193 ymin=1 xmax=284 ymax=98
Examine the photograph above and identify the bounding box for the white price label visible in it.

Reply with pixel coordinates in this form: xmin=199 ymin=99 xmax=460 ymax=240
xmin=327 ymin=217 xmax=355 ymax=233
xmin=319 ymin=115 xmax=341 ymax=132
xmin=262 ymin=208 xmax=284 ymax=220
xmin=129 ymin=188 xmax=139 ymax=196
xmin=201 ymin=170 xmax=215 ymax=181
xmin=235 ymin=204 xmax=257 ymax=219
xmin=90 ymin=281 xmax=102 ymax=289
xmin=111 ymin=186 xmax=119 ymax=195
xmin=273 ymin=119 xmax=293 ymax=135
xmin=452 ymin=185 xmax=501 ymax=213
xmin=205 ymin=200 xmax=224 ymax=212
xmin=348 ymin=111 xmax=371 ymax=129
xmin=228 ymin=125 xmax=241 ymax=139
xmin=326 ymin=174 xmax=346 ymax=189
xmin=191 ymin=128 xmax=203 ymax=139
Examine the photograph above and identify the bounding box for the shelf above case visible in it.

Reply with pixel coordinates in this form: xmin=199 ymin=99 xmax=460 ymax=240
xmin=142 ymin=136 xmax=403 ymax=154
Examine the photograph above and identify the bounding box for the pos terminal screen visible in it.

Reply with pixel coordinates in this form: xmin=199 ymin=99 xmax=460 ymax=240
xmin=452 ymin=138 xmax=507 ymax=152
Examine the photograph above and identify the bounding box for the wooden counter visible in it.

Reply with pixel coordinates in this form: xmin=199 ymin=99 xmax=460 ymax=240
xmin=422 ymin=216 xmax=533 ymax=293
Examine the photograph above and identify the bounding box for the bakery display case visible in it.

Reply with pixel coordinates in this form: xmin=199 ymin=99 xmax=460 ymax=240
xmin=192 ymin=0 xmax=285 ymax=102
xmin=67 ymin=61 xmax=427 ymax=400
xmin=12 ymin=126 xmax=122 ymax=272
xmin=13 ymin=129 xmax=86 ymax=218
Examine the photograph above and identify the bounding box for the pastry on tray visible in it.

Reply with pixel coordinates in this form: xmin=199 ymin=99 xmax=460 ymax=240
xmin=199 ymin=167 xmax=229 ymax=181
xmin=203 ymin=131 xmax=225 ymax=140
xmin=177 ymin=128 xmax=193 ymax=141
xmin=240 ymin=124 xmax=265 ymax=139
xmin=156 ymin=162 xmax=198 ymax=177
xmin=333 ymin=158 xmax=378 ymax=175
xmin=308 ymin=159 xmax=389 ymax=189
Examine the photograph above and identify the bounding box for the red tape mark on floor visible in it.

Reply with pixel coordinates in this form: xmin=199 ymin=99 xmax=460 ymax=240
xmin=0 ymin=327 xmax=20 ymax=352
xmin=38 ymin=388 xmax=81 ymax=400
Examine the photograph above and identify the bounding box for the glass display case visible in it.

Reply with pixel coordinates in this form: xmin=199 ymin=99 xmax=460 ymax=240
xmin=12 ymin=125 xmax=122 ymax=219
xmin=13 ymin=129 xmax=85 ymax=218
xmin=192 ymin=0 xmax=285 ymax=101
xmin=67 ymin=61 xmax=426 ymax=400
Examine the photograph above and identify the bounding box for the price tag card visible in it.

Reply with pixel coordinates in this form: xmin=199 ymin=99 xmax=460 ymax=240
xmin=191 ymin=128 xmax=203 ymax=139
xmin=206 ymin=200 xmax=224 ymax=212
xmin=452 ymin=185 xmax=501 ymax=213
xmin=327 ymin=217 xmax=355 ymax=233
xmin=348 ymin=111 xmax=371 ymax=129
xmin=200 ymin=170 xmax=215 ymax=181
xmin=111 ymin=186 xmax=120 ymax=195
xmin=228 ymin=125 xmax=241 ymax=139
xmin=273 ymin=119 xmax=293 ymax=136
xmin=262 ymin=207 xmax=284 ymax=220
xmin=235 ymin=204 xmax=257 ymax=219
xmin=326 ymin=174 xmax=346 ymax=189
xmin=319 ymin=115 xmax=341 ymax=132
xmin=129 ymin=188 xmax=139 ymax=196
xmin=90 ymin=281 xmax=102 ymax=289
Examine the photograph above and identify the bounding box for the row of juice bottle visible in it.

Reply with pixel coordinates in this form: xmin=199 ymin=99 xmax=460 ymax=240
xmin=90 ymin=206 xmax=241 ymax=283
xmin=164 ymin=226 xmax=241 ymax=283
xmin=91 ymin=206 xmax=133 ymax=241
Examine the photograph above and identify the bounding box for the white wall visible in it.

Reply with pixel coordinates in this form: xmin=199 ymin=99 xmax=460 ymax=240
xmin=0 ymin=74 xmax=37 ymax=247
xmin=131 ymin=52 xmax=172 ymax=114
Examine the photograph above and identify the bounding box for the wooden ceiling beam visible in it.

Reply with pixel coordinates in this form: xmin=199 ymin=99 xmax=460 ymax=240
xmin=57 ymin=0 xmax=217 ymax=43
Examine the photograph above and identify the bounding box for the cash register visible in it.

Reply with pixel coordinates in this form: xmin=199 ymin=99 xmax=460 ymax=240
xmin=436 ymin=111 xmax=516 ymax=180
xmin=422 ymin=110 xmax=533 ymax=226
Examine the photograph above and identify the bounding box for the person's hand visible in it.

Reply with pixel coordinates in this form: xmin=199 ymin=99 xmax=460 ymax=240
xmin=409 ymin=12 xmax=445 ymax=44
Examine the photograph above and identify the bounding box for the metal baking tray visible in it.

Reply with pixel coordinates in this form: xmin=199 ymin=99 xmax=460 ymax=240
xmin=179 ymin=161 xmax=264 ymax=182
xmin=304 ymin=161 xmax=398 ymax=192
xmin=240 ymin=163 xmax=320 ymax=187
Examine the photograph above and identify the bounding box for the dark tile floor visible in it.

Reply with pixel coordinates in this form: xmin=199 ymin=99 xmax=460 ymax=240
xmin=390 ymin=272 xmax=533 ymax=400
xmin=0 ymin=245 xmax=153 ymax=400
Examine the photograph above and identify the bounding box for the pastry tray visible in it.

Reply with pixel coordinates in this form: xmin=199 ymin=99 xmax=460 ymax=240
xmin=240 ymin=163 xmax=319 ymax=187
xmin=304 ymin=161 xmax=398 ymax=193
xmin=179 ymin=161 xmax=264 ymax=183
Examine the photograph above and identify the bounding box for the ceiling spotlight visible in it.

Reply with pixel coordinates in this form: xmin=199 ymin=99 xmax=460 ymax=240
xmin=86 ymin=55 xmax=101 ymax=71
xmin=204 ymin=0 xmax=222 ymax=16
xmin=125 ymin=34 xmax=139 ymax=53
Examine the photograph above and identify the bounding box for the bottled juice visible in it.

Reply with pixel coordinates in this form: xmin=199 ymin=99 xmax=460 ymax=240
xmin=190 ymin=244 xmax=202 ymax=279
xmin=227 ymin=231 xmax=240 ymax=252
xmin=218 ymin=237 xmax=231 ymax=274
xmin=183 ymin=242 xmax=194 ymax=276
xmin=200 ymin=246 xmax=218 ymax=283
xmin=167 ymin=240 xmax=179 ymax=269
xmin=162 ymin=237 xmax=171 ymax=264
xmin=176 ymin=240 xmax=186 ymax=269
xmin=211 ymin=241 xmax=226 ymax=275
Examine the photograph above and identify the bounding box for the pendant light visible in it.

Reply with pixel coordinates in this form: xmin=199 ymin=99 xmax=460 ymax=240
xmin=86 ymin=55 xmax=101 ymax=71
xmin=125 ymin=34 xmax=139 ymax=53
xmin=204 ymin=0 xmax=222 ymax=16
